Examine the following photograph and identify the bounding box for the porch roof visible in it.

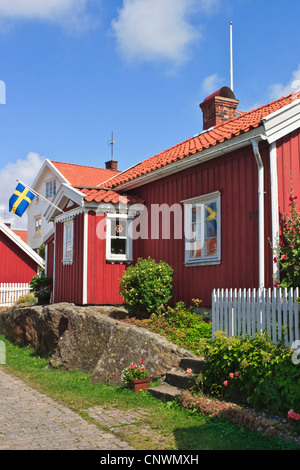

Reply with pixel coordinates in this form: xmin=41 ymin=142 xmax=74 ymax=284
xmin=75 ymin=186 xmax=144 ymax=205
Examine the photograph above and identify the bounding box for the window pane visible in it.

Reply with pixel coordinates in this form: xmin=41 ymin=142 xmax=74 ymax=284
xmin=110 ymin=218 xmax=127 ymax=238
xmin=205 ymin=202 xmax=217 ymax=257
xmin=111 ymin=238 xmax=126 ymax=255
xmin=66 ymin=241 xmax=72 ymax=258
xmin=190 ymin=204 xmax=202 ymax=258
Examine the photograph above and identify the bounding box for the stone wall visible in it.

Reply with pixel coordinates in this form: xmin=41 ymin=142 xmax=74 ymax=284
xmin=0 ymin=303 xmax=195 ymax=385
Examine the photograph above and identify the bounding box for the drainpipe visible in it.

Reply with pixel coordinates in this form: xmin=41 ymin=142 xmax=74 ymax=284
xmin=251 ymin=138 xmax=265 ymax=289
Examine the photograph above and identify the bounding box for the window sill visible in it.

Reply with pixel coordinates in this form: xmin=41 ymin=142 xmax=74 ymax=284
xmin=106 ymin=258 xmax=133 ymax=264
xmin=185 ymin=259 xmax=221 ymax=267
xmin=62 ymin=259 xmax=73 ymax=266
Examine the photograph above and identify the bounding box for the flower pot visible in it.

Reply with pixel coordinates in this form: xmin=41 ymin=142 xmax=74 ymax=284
xmin=37 ymin=292 xmax=51 ymax=305
xmin=129 ymin=377 xmax=151 ymax=393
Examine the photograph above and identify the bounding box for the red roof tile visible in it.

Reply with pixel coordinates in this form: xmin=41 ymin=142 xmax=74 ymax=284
xmin=12 ymin=230 xmax=28 ymax=243
xmin=75 ymin=187 xmax=144 ymax=205
xmin=101 ymin=93 xmax=298 ymax=189
xmin=51 ymin=161 xmax=120 ymax=187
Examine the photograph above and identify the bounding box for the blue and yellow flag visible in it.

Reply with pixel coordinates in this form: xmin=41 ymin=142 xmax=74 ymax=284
xmin=9 ymin=183 xmax=35 ymax=217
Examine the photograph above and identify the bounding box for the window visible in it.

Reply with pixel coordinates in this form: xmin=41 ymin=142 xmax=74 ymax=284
xmin=63 ymin=220 xmax=73 ymax=262
xmin=183 ymin=191 xmax=221 ymax=265
xmin=35 ymin=216 xmax=42 ymax=235
xmin=106 ymin=214 xmax=133 ymax=262
xmin=46 ymin=180 xmax=56 ymax=199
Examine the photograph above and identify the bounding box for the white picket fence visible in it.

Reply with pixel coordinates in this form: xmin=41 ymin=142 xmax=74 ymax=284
xmin=0 ymin=283 xmax=31 ymax=307
xmin=212 ymin=287 xmax=300 ymax=346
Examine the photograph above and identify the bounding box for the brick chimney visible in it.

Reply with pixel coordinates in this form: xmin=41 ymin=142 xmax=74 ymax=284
xmin=105 ymin=160 xmax=118 ymax=171
xmin=200 ymin=86 xmax=239 ymax=130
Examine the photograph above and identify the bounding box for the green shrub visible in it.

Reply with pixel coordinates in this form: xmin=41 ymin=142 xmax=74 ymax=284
xmin=203 ymin=333 xmax=300 ymax=415
xmin=119 ymin=257 xmax=174 ymax=316
xmin=138 ymin=302 xmax=212 ymax=356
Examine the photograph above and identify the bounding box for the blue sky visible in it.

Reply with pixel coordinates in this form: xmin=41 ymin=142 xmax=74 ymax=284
xmin=1 ymin=0 xmax=300 ymax=228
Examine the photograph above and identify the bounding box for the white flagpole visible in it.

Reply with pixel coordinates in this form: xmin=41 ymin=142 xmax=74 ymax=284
xmin=230 ymin=21 xmax=233 ymax=91
xmin=16 ymin=179 xmax=64 ymax=213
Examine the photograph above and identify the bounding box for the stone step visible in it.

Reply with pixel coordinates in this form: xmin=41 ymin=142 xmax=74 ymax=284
xmin=179 ymin=357 xmax=207 ymax=374
xmin=164 ymin=368 xmax=194 ymax=390
xmin=148 ymin=384 xmax=183 ymax=402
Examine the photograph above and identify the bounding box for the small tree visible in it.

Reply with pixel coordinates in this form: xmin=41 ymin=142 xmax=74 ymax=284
xmin=119 ymin=257 xmax=174 ymax=317
xmin=273 ymin=176 xmax=300 ymax=288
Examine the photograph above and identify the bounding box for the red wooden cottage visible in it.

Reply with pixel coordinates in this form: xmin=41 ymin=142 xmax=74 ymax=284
xmin=0 ymin=220 xmax=44 ymax=283
xmin=44 ymin=87 xmax=300 ymax=306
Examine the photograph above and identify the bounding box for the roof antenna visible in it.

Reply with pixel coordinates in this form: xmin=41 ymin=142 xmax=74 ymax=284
xmin=230 ymin=21 xmax=233 ymax=91
xmin=109 ymin=131 xmax=118 ymax=161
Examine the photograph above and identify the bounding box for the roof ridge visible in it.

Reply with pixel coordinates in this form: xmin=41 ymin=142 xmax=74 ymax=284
xmin=51 ymin=160 xmax=119 ymax=172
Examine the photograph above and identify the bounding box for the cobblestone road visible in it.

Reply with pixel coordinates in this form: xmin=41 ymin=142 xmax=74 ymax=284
xmin=0 ymin=369 xmax=135 ymax=450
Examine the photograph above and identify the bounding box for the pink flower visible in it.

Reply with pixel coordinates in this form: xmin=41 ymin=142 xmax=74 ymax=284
xmin=235 ymin=372 xmax=239 ymax=377
xmin=223 ymin=380 xmax=228 ymax=387
xmin=130 ymin=364 xmax=134 ymax=369
xmin=186 ymin=368 xmax=192 ymax=374
xmin=288 ymin=409 xmax=300 ymax=421
xmin=229 ymin=373 xmax=234 ymax=379
xmin=140 ymin=367 xmax=145 ymax=371
xmin=290 ymin=245 xmax=294 ymax=249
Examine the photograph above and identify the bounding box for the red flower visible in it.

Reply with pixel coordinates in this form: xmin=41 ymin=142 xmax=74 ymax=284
xmin=223 ymin=380 xmax=228 ymax=387
xmin=140 ymin=360 xmax=145 ymax=363
xmin=274 ymin=281 xmax=280 ymax=288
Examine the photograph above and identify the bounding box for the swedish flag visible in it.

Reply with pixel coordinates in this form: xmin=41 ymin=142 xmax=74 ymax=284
xmin=9 ymin=183 xmax=35 ymax=217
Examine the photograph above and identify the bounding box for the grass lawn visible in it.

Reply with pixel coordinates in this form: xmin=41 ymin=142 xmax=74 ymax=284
xmin=0 ymin=334 xmax=299 ymax=451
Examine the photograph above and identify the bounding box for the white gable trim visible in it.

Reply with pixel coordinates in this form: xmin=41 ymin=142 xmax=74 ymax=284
xmin=262 ymin=98 xmax=300 ymax=144
xmin=44 ymin=184 xmax=85 ymax=222
xmin=31 ymin=159 xmax=70 ymax=190
xmin=0 ymin=221 xmax=44 ymax=267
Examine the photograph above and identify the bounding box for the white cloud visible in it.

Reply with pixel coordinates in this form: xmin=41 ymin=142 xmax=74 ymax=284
xmin=269 ymin=65 xmax=300 ymax=100
xmin=0 ymin=0 xmax=94 ymax=31
xmin=0 ymin=152 xmax=44 ymax=230
xmin=111 ymin=0 xmax=218 ymax=66
xmin=202 ymin=73 xmax=224 ymax=96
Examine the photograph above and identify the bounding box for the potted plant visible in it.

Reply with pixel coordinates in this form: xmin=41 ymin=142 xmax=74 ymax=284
xmin=121 ymin=360 xmax=151 ymax=393
xmin=29 ymin=270 xmax=53 ymax=305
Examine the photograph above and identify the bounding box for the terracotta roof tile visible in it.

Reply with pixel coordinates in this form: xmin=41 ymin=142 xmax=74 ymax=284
xmin=100 ymin=93 xmax=298 ymax=189
xmin=75 ymin=186 xmax=144 ymax=205
xmin=51 ymin=161 xmax=120 ymax=187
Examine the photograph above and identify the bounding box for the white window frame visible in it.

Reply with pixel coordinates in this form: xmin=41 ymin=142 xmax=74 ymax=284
xmin=183 ymin=191 xmax=221 ymax=266
xmin=34 ymin=215 xmax=42 ymax=236
xmin=106 ymin=213 xmax=133 ymax=262
xmin=63 ymin=219 xmax=74 ymax=263
xmin=46 ymin=179 xmax=57 ymax=199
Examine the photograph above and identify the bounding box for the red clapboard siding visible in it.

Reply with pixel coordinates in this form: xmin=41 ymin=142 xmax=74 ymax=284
xmin=0 ymin=231 xmax=38 ymax=282
xmin=87 ymin=211 xmax=126 ymax=305
xmin=54 ymin=213 xmax=84 ymax=304
xmin=131 ymin=142 xmax=273 ymax=307
xmin=45 ymin=234 xmax=54 ymax=279
xmin=276 ymin=128 xmax=300 ymax=223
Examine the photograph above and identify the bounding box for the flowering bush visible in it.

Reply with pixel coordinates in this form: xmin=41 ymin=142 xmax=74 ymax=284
xmin=121 ymin=360 xmax=150 ymax=384
xmin=204 ymin=333 xmax=300 ymax=415
xmin=29 ymin=270 xmax=53 ymax=298
xmin=119 ymin=257 xmax=174 ymax=317
xmin=272 ymin=175 xmax=300 ymax=288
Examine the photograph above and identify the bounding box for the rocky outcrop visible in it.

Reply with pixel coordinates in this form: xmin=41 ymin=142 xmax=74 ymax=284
xmin=0 ymin=303 xmax=195 ymax=385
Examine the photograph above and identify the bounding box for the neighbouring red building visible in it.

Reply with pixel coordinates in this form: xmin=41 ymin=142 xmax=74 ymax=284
xmin=0 ymin=221 xmax=44 ymax=283
xmin=44 ymin=87 xmax=300 ymax=306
